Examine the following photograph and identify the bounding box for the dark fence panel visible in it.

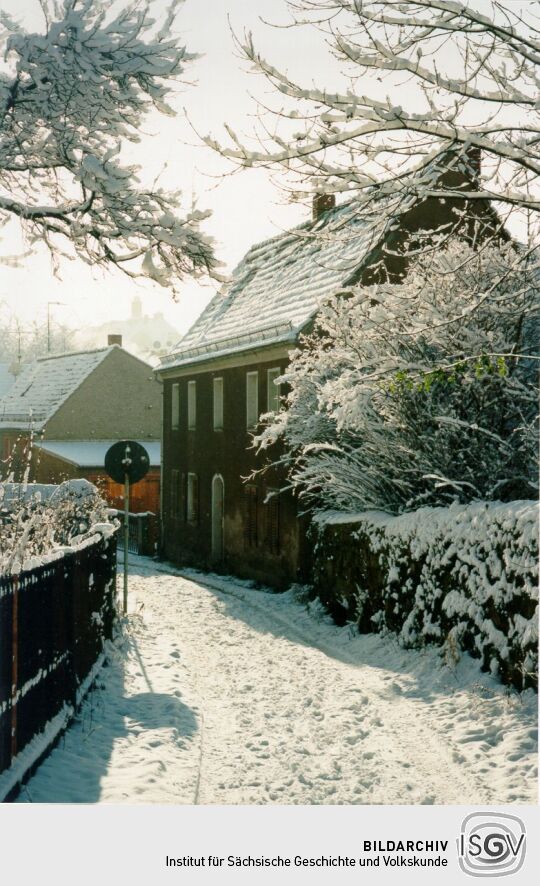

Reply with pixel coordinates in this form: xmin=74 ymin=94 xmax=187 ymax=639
xmin=113 ymin=511 xmax=159 ymax=557
xmin=0 ymin=583 xmax=14 ymax=776
xmin=0 ymin=531 xmax=117 ymax=792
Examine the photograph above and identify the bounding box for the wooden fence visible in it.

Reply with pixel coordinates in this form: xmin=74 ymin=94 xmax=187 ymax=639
xmin=0 ymin=531 xmax=117 ymax=799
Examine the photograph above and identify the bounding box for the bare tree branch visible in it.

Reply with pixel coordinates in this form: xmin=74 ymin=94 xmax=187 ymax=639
xmin=204 ymin=1 xmax=540 ymax=218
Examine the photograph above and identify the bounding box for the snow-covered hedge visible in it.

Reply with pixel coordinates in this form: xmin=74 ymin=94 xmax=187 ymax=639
xmin=312 ymin=501 xmax=538 ymax=689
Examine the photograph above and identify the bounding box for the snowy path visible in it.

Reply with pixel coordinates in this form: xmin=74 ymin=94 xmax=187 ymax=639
xmin=17 ymin=558 xmax=537 ymax=804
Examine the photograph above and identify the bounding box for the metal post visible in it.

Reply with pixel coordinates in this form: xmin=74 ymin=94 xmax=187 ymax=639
xmin=123 ymin=472 xmax=130 ymax=615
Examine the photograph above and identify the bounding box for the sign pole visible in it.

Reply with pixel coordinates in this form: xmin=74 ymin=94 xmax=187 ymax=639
xmin=124 ymin=471 xmax=130 ymax=615
xmin=104 ymin=440 xmax=149 ymax=619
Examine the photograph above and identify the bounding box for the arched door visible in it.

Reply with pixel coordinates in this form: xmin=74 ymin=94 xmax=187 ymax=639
xmin=211 ymin=475 xmax=224 ymax=561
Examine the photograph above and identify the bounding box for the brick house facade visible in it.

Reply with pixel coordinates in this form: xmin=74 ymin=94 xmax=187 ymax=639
xmin=0 ymin=345 xmax=162 ymax=513
xmin=159 ymin=348 xmax=311 ymax=587
xmin=158 ymin=155 xmax=499 ymax=587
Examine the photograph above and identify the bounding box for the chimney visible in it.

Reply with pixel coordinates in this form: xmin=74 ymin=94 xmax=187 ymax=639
xmin=312 ymin=193 xmax=336 ymax=221
xmin=436 ymin=145 xmax=481 ymax=189
xmin=108 ymin=334 xmax=122 ymax=347
xmin=464 ymin=145 xmax=481 ymax=183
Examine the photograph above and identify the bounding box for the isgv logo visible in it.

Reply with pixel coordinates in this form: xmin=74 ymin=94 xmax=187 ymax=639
xmin=458 ymin=812 xmax=526 ymax=877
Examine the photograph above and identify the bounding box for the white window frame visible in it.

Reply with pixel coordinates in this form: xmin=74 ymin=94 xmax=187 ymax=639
xmin=187 ymin=380 xmax=196 ymax=431
xmin=213 ymin=377 xmax=224 ymax=430
xmin=246 ymin=371 xmax=259 ymax=429
xmin=267 ymin=367 xmax=281 ymax=413
xmin=171 ymin=382 xmax=180 ymax=430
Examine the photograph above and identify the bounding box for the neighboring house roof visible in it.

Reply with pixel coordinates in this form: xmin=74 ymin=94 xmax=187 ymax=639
xmin=0 ymin=346 xmax=114 ymax=428
xmin=0 ymin=364 xmax=17 ymax=399
xmin=34 ymin=440 xmax=161 ymax=468
xmin=1 ymin=479 xmax=97 ymax=507
xmin=160 ymin=198 xmax=393 ymax=371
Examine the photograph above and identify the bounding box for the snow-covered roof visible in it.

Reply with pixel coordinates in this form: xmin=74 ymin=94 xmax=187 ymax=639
xmin=0 ymin=364 xmax=17 ymax=399
xmin=34 ymin=439 xmax=161 ymax=467
xmin=0 ymin=479 xmax=98 ymax=507
xmin=160 ymin=199 xmax=389 ymax=370
xmin=0 ymin=347 xmax=115 ymax=428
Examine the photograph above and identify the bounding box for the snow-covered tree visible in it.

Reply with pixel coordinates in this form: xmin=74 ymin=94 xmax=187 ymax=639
xmin=0 ymin=0 xmax=215 ymax=290
xmin=256 ymin=239 xmax=538 ymax=513
xmin=0 ymin=479 xmax=110 ymax=574
xmin=207 ymin=1 xmax=539 ymax=222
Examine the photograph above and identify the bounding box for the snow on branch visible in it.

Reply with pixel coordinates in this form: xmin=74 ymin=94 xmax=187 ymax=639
xmin=0 ymin=0 xmax=216 ymax=291
xmin=205 ymin=1 xmax=540 ymax=220
xmin=255 ymin=238 xmax=539 ymax=514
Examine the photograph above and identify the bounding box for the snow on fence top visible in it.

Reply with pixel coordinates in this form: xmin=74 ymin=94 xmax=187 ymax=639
xmin=0 ymin=346 xmax=116 ymax=428
xmin=0 ymin=479 xmax=116 ymax=576
xmin=160 ymin=197 xmax=389 ymax=369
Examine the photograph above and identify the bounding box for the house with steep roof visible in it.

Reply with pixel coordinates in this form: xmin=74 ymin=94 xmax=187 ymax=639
xmin=0 ymin=344 xmax=162 ymax=513
xmin=157 ymin=156 xmax=497 ymax=586
xmin=0 ymin=364 xmax=17 ymax=401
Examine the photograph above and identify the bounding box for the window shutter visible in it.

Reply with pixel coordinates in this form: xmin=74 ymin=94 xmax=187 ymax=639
xmin=267 ymin=368 xmax=281 ymax=413
xmin=213 ymin=377 xmax=224 ymax=430
xmin=171 ymin=383 xmax=180 ymax=430
xmin=187 ymin=380 xmax=196 ymax=430
xmin=246 ymin=372 xmax=259 ymax=428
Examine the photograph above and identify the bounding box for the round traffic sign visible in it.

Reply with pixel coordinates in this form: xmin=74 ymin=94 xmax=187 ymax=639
xmin=104 ymin=440 xmax=150 ymax=485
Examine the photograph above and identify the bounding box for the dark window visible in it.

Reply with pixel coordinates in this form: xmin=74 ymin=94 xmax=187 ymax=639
xmin=244 ymin=485 xmax=258 ymax=546
xmin=181 ymin=472 xmax=187 ymax=520
xmin=187 ymin=472 xmax=199 ymax=525
xmin=170 ymin=469 xmax=181 ymax=517
xmin=265 ymin=489 xmax=280 ymax=553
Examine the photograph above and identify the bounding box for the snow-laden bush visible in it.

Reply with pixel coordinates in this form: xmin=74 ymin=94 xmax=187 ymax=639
xmin=0 ymin=480 xmax=114 ymax=574
xmin=313 ymin=500 xmax=538 ymax=689
xmin=257 ymin=240 xmax=538 ymax=513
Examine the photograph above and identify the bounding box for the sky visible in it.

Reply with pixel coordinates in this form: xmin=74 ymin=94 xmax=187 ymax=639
xmin=0 ymin=0 xmax=345 ymax=343
xmin=0 ymin=0 xmax=534 ymax=348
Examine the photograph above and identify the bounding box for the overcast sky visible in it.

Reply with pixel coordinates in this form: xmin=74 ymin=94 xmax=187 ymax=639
xmin=0 ymin=0 xmax=346 ymax=341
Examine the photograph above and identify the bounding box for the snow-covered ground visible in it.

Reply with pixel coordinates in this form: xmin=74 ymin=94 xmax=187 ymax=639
xmin=16 ymin=557 xmax=537 ymax=804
